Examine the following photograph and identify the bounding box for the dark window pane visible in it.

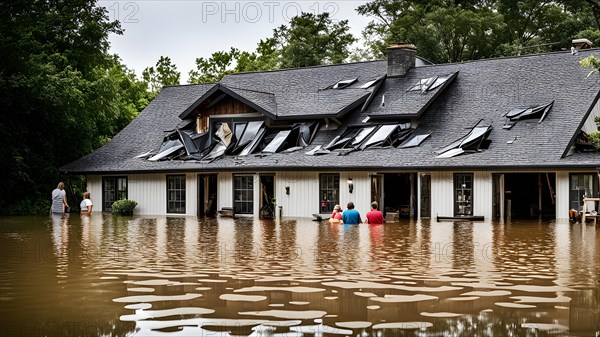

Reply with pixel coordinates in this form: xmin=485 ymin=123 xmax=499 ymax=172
xmin=167 ymin=175 xmax=186 ymax=214
xmin=320 ymin=174 xmax=339 ymax=213
xmin=234 ymin=175 xmax=254 ymax=214
xmin=454 ymin=173 xmax=473 ymax=216
xmin=103 ymin=176 xmax=128 ymax=212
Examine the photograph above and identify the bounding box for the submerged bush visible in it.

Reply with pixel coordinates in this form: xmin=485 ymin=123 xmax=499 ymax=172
xmin=111 ymin=200 xmax=137 ymax=215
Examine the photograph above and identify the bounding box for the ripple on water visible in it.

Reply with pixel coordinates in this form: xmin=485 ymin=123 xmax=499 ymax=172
xmin=120 ymin=307 xmax=215 ymax=321
xmin=335 ymin=321 xmax=372 ymax=329
xmin=372 ymin=322 xmax=434 ymax=329
xmin=113 ymin=293 xmax=202 ymax=303
xmin=219 ymin=294 xmax=267 ymax=302
xmin=239 ymin=310 xmax=327 ymax=320
xmin=370 ymin=294 xmax=439 ymax=303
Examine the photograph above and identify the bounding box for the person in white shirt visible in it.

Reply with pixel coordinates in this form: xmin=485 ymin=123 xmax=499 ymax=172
xmin=80 ymin=192 xmax=93 ymax=215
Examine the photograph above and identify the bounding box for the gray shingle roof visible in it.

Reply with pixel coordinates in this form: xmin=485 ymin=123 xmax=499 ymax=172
xmin=220 ymin=60 xmax=385 ymax=119
xmin=61 ymin=50 xmax=600 ymax=174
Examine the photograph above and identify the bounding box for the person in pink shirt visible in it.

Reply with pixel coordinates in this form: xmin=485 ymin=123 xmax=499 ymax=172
xmin=329 ymin=204 xmax=342 ymax=223
xmin=365 ymin=201 xmax=384 ymax=225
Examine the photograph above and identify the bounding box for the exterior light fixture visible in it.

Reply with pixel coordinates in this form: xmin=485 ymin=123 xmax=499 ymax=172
xmin=285 ymin=186 xmax=290 ymax=195
xmin=348 ymin=178 xmax=353 ymax=194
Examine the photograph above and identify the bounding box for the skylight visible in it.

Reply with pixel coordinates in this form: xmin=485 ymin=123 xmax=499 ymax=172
xmin=262 ymin=130 xmax=292 ymax=153
xmin=332 ymin=78 xmax=357 ymax=89
xmin=407 ymin=74 xmax=454 ymax=93
xmin=436 ymin=124 xmax=492 ymax=158
xmin=148 ymin=138 xmax=184 ymax=161
xmin=324 ymin=123 xmax=414 ymax=153
xmin=231 ymin=121 xmax=264 ymax=154
xmin=359 ymin=75 xmax=385 ymax=89
xmin=503 ymin=101 xmax=553 ymax=129
xmin=399 ymin=133 xmax=431 ymax=148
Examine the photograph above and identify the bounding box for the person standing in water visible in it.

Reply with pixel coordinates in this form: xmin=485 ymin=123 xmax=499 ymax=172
xmin=365 ymin=201 xmax=384 ymax=225
xmin=80 ymin=192 xmax=93 ymax=215
xmin=342 ymin=201 xmax=362 ymax=224
xmin=51 ymin=182 xmax=69 ymax=214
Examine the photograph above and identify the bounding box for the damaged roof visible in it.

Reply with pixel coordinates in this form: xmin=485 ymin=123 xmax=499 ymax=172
xmin=61 ymin=50 xmax=600 ymax=174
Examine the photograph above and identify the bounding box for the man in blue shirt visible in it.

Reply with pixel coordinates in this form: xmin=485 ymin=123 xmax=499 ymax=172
xmin=342 ymin=201 xmax=362 ymax=224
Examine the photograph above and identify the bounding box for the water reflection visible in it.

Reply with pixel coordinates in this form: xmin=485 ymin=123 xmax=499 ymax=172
xmin=0 ymin=215 xmax=599 ymax=336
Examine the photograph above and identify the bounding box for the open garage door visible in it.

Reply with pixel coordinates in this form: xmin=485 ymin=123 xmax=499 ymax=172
xmin=504 ymin=173 xmax=555 ymax=220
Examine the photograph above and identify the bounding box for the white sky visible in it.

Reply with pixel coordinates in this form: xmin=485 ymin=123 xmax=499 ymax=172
xmin=98 ymin=1 xmax=373 ymax=83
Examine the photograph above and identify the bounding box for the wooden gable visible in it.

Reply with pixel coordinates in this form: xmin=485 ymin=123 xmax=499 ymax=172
xmin=194 ymin=95 xmax=257 ymax=133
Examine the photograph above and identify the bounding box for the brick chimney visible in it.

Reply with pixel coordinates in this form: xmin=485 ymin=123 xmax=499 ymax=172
xmin=387 ymin=43 xmax=416 ymax=77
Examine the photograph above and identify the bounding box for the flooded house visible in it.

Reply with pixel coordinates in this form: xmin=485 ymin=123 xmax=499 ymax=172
xmin=62 ymin=44 xmax=600 ymax=222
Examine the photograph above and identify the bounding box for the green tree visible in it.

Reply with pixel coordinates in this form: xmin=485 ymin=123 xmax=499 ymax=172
xmin=580 ymin=55 xmax=600 ymax=76
xmin=188 ymin=12 xmax=356 ymax=83
xmin=356 ymin=0 xmax=600 ymax=62
xmin=142 ymin=56 xmax=181 ymax=94
xmin=274 ymin=12 xmax=356 ymax=68
xmin=0 ymin=0 xmax=149 ymax=214
xmin=188 ymin=48 xmax=241 ymax=84
xmin=236 ymin=38 xmax=279 ymax=73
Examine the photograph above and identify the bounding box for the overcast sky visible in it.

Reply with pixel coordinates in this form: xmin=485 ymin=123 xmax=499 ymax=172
xmin=98 ymin=1 xmax=372 ymax=83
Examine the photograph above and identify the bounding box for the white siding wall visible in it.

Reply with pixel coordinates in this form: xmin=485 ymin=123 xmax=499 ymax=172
xmin=87 ymin=175 xmax=102 ymax=211
xmin=555 ymin=171 xmax=569 ymax=222
xmin=186 ymin=173 xmax=198 ymax=216
xmin=430 ymin=171 xmax=493 ymax=221
xmin=582 ymin=98 xmax=599 ymax=134
xmin=129 ymin=174 xmax=166 ymax=215
xmin=85 ymin=169 xmax=578 ymax=219
xmin=474 ymin=171 xmax=493 ymax=220
xmin=276 ymin=171 xmax=318 ymax=218
xmin=275 ymin=171 xmax=373 ymax=218
xmin=219 ymin=173 xmax=233 ymax=209
xmin=431 ymin=172 xmax=454 ymax=218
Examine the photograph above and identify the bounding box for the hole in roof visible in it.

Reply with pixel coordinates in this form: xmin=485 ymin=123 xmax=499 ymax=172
xmin=331 ymin=78 xmax=357 ymax=89
xmin=436 ymin=123 xmax=492 ymax=158
xmin=503 ymin=101 xmax=553 ymax=129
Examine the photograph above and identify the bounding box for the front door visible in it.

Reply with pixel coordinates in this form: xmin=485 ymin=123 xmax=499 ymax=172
xmin=198 ymin=174 xmax=218 ymax=217
xmin=259 ymin=174 xmax=275 ymax=219
xmin=371 ymin=174 xmax=383 ymax=212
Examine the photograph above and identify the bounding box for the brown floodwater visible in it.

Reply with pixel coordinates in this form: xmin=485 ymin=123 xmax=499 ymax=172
xmin=0 ymin=214 xmax=599 ymax=337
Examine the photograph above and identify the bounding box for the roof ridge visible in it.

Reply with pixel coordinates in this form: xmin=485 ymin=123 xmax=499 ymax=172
xmin=162 ymin=82 xmax=217 ymax=89
xmin=415 ymin=48 xmax=600 ymax=69
xmin=226 ymin=59 xmax=386 ymax=76
xmin=224 ymin=85 xmax=275 ymax=96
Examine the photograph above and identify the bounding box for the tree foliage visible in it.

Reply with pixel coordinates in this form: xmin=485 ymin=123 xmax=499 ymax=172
xmin=188 ymin=12 xmax=356 ymax=84
xmin=274 ymin=12 xmax=356 ymax=68
xmin=0 ymin=0 xmax=150 ymax=214
xmin=355 ymin=0 xmax=600 ymax=63
xmin=142 ymin=56 xmax=181 ymax=94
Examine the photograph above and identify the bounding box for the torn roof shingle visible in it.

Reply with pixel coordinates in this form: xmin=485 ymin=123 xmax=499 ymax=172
xmin=61 ymin=50 xmax=600 ymax=174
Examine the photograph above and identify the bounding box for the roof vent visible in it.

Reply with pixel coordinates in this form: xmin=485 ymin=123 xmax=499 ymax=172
xmin=387 ymin=43 xmax=416 ymax=77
